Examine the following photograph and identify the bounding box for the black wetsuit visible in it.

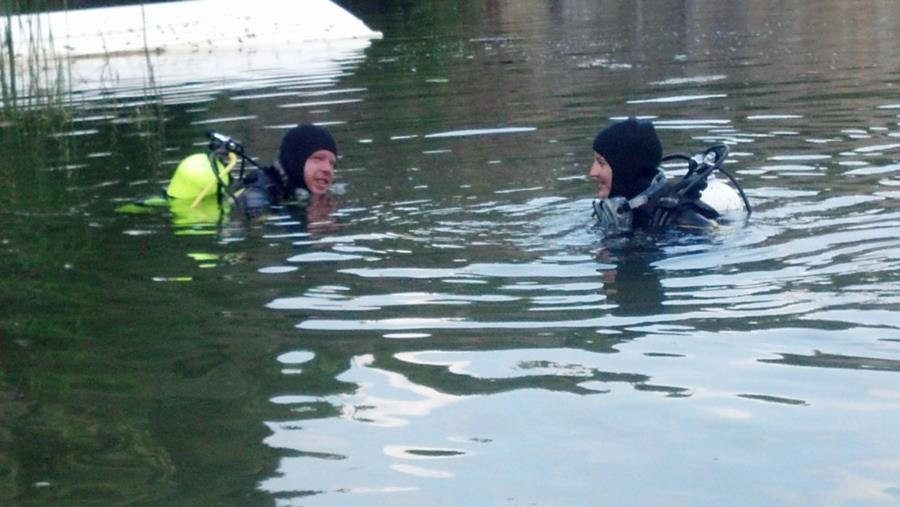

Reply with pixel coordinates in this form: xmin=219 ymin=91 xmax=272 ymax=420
xmin=232 ymin=166 xmax=293 ymax=219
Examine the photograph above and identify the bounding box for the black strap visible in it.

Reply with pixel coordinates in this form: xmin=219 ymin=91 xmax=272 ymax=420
xmin=649 ymin=192 xmax=720 ymax=227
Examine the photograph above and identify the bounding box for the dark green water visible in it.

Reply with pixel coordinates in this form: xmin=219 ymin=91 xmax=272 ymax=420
xmin=4 ymin=1 xmax=900 ymax=505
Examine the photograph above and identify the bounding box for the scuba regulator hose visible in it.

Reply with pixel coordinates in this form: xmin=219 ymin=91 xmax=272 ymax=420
xmin=592 ymin=144 xmax=753 ymax=230
xmin=201 ymin=129 xmax=267 ymax=206
xmin=661 ymin=145 xmax=752 ymax=217
xmin=191 ymin=151 xmax=237 ymax=209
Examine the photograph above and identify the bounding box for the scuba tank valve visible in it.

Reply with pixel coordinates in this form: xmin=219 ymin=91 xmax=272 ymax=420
xmin=206 ymin=129 xmax=245 ymax=155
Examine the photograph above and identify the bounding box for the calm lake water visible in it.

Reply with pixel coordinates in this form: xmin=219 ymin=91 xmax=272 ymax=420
xmin=3 ymin=0 xmax=900 ymax=505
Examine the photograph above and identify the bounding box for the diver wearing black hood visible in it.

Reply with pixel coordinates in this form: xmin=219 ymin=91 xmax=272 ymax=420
xmin=589 ymin=118 xmax=722 ymax=231
xmin=235 ymin=124 xmax=338 ymax=218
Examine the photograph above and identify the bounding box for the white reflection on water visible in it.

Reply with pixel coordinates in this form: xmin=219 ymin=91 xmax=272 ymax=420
xmin=333 ymin=354 xmax=462 ymax=428
xmin=423 ymin=126 xmax=537 ymax=138
xmin=397 ymin=349 xmax=605 ymax=380
xmin=268 ymin=291 xmax=519 ymax=311
xmin=390 ymin=463 xmax=454 ymax=479
xmin=626 ymin=93 xmax=728 ymax=104
xmin=262 ymin=355 xmax=467 ymax=497
xmin=262 ymin=329 xmax=900 ymax=506
xmin=287 ymin=252 xmax=369 ymax=263
xmin=340 ymin=261 xmax=606 ymax=279
xmin=845 ymin=163 xmax=900 ymax=175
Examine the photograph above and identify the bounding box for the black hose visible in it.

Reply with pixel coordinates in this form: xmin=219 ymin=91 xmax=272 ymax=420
xmin=715 ymin=165 xmax=753 ymax=218
xmin=664 ymin=145 xmax=752 ymax=217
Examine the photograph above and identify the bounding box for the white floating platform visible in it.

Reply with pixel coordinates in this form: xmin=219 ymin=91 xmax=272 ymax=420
xmin=9 ymin=0 xmax=381 ymax=57
xmin=5 ymin=0 xmax=382 ymax=93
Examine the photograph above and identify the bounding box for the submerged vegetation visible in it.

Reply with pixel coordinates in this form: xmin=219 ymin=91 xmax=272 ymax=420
xmin=0 ymin=0 xmax=167 ymax=209
xmin=1 ymin=0 xmax=163 ymax=126
xmin=1 ymin=1 xmax=74 ymax=213
xmin=1 ymin=0 xmax=79 ymax=192
xmin=1 ymin=0 xmax=72 ymax=122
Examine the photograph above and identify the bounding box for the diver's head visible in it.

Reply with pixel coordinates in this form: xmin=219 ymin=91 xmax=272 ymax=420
xmin=278 ymin=124 xmax=338 ymax=195
xmin=591 ymin=118 xmax=662 ymax=200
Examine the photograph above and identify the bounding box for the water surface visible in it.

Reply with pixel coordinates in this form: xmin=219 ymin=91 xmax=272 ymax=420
xmin=3 ymin=1 xmax=900 ymax=506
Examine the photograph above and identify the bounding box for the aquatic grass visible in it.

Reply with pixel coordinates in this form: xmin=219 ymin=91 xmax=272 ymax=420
xmin=1 ymin=0 xmax=73 ymax=135
xmin=1 ymin=1 xmax=156 ymax=127
xmin=0 ymin=2 xmax=69 ymax=213
xmin=0 ymin=0 xmax=169 ymax=201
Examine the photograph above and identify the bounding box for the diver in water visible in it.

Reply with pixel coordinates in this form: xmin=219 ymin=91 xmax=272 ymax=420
xmin=165 ymin=124 xmax=338 ymax=223
xmin=589 ymin=117 xmax=750 ymax=232
xmin=232 ymin=124 xmax=338 ymax=218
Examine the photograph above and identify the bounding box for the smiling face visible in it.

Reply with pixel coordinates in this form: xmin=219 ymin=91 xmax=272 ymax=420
xmin=303 ymin=149 xmax=337 ymax=195
xmin=589 ymin=151 xmax=613 ymax=199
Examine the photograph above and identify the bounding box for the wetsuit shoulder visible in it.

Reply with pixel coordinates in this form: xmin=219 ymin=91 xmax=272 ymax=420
xmin=233 ymin=169 xmax=285 ymax=219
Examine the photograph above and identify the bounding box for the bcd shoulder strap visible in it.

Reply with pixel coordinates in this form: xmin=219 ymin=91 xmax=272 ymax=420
xmin=649 ymin=191 xmax=720 ymax=227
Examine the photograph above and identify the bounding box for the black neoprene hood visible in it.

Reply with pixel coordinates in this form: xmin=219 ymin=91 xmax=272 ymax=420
xmin=278 ymin=124 xmax=338 ymax=191
xmin=592 ymin=118 xmax=662 ymax=200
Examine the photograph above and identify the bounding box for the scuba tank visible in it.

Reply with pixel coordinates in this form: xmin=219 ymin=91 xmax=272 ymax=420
xmin=659 ymin=144 xmax=751 ymax=217
xmin=593 ymin=144 xmax=751 ymax=230
xmin=166 ymin=130 xmax=265 ymax=206
xmin=122 ymin=130 xmax=265 ymax=226
xmin=166 ymin=153 xmax=231 ymax=201
xmin=116 ymin=131 xmax=244 ymax=223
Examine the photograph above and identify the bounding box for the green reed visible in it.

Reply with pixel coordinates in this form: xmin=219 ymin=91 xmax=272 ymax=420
xmin=1 ymin=0 xmax=72 ymax=132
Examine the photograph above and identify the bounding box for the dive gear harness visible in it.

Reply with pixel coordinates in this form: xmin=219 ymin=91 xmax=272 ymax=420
xmin=592 ymin=144 xmax=752 ymax=229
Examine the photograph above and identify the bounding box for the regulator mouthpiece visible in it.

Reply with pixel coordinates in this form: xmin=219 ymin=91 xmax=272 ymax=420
xmin=592 ymin=197 xmax=633 ymax=231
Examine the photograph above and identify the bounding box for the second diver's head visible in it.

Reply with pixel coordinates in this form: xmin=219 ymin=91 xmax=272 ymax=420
xmin=590 ymin=118 xmax=662 ymax=200
xmin=278 ymin=124 xmax=338 ymax=196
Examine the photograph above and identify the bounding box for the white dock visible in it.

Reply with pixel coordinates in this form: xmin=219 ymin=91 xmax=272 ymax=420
xmin=4 ymin=0 xmax=382 ymax=92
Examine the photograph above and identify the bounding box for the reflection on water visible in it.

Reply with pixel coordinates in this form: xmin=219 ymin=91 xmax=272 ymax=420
xmin=4 ymin=0 xmax=900 ymax=505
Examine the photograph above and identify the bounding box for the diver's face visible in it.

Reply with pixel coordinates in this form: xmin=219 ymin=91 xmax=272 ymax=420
xmin=303 ymin=149 xmax=337 ymax=195
xmin=589 ymin=152 xmax=613 ymax=199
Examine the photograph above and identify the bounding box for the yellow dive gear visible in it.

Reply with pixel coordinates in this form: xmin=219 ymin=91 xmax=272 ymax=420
xmin=166 ymin=152 xmax=238 ymax=206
